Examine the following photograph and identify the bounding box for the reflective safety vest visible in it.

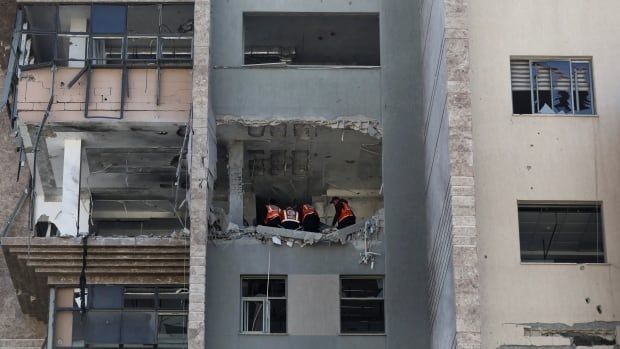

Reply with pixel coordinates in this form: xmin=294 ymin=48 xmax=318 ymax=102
xmin=300 ymin=204 xmax=318 ymax=222
xmin=281 ymin=207 xmax=300 ymax=224
xmin=264 ymin=205 xmax=282 ymax=224
xmin=337 ymin=201 xmax=355 ymax=223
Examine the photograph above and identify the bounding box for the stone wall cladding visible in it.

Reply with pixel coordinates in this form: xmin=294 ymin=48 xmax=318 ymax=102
xmin=444 ymin=0 xmax=482 ymax=348
xmin=188 ymin=0 xmax=212 ymax=348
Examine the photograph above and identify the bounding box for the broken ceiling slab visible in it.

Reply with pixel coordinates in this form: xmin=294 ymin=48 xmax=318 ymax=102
xmin=216 ymin=116 xmax=383 ymax=139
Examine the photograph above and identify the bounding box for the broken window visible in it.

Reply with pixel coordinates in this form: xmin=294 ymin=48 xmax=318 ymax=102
xmin=518 ymin=203 xmax=605 ymax=263
xmin=161 ymin=4 xmax=194 ymax=36
xmin=511 ymin=58 xmax=595 ymax=115
xmin=52 ymin=286 xmax=188 ymax=348
xmin=241 ymin=277 xmax=287 ymax=334
xmin=243 ymin=13 xmax=380 ymax=66
xmin=18 ymin=4 xmax=194 ymax=68
xmin=340 ymin=276 xmax=385 ymax=334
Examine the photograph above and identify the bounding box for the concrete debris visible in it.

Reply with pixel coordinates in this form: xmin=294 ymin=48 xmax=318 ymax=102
xmin=216 ymin=116 xmax=383 ymax=139
xmin=505 ymin=321 xmax=620 ymax=347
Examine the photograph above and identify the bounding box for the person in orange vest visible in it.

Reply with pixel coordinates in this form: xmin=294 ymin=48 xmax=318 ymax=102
xmin=280 ymin=206 xmax=301 ymax=230
xmin=330 ymin=197 xmax=356 ymax=229
xmin=264 ymin=200 xmax=282 ymax=227
xmin=299 ymin=203 xmax=320 ymax=232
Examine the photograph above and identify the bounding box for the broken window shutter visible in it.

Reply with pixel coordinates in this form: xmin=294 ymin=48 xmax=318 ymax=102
xmin=510 ymin=60 xmax=531 ymax=91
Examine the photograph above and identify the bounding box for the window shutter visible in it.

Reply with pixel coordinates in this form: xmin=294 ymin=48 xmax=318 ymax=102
xmin=573 ymin=63 xmax=591 ymax=92
xmin=510 ymin=60 xmax=531 ymax=91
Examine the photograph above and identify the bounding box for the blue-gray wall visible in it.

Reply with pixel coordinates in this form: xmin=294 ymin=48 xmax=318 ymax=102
xmin=210 ymin=0 xmax=381 ymax=120
xmin=380 ymin=0 xmax=431 ymax=348
xmin=205 ymin=238 xmax=386 ymax=349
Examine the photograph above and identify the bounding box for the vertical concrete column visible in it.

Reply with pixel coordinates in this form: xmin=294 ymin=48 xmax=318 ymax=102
xmin=58 ymin=139 xmax=82 ymax=237
xmin=188 ymin=0 xmax=211 ymax=347
xmin=444 ymin=0 xmax=482 ymax=347
xmin=228 ymin=142 xmax=244 ymax=227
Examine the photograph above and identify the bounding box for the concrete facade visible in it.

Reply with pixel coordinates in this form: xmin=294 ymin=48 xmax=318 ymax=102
xmin=1 ymin=0 xmax=619 ymax=349
xmin=469 ymin=1 xmax=620 ymax=348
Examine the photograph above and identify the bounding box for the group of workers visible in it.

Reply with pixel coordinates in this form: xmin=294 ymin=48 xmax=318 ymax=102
xmin=263 ymin=197 xmax=356 ymax=232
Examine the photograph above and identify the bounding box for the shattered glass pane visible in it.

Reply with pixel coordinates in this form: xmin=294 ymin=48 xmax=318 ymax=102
xmin=161 ymin=5 xmax=194 ymax=36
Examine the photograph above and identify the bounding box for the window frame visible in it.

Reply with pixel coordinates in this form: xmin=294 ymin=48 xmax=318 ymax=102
xmin=52 ymin=285 xmax=189 ymax=349
xmin=240 ymin=275 xmax=287 ymax=335
xmin=19 ymin=3 xmax=194 ymax=69
xmin=339 ymin=275 xmax=385 ymax=335
xmin=510 ymin=57 xmax=596 ymax=116
xmin=517 ymin=201 xmax=606 ymax=264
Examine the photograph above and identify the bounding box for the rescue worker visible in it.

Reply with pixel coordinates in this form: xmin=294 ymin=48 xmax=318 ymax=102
xmin=330 ymin=197 xmax=356 ymax=229
xmin=299 ymin=203 xmax=320 ymax=232
xmin=264 ymin=200 xmax=282 ymax=227
xmin=280 ymin=206 xmax=301 ymax=230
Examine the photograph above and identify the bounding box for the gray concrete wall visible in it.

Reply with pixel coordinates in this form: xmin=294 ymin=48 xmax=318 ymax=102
xmin=420 ymin=0 xmax=457 ymax=348
xmin=210 ymin=0 xmax=381 ymax=120
xmin=380 ymin=0 xmax=431 ymax=348
xmin=212 ymin=68 xmax=381 ymax=120
xmin=205 ymin=238 xmax=386 ymax=349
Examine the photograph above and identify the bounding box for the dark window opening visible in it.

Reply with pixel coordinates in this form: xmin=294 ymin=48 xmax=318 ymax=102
xmin=128 ymin=5 xmax=159 ymax=35
xmin=161 ymin=4 xmax=194 ymax=36
xmin=510 ymin=59 xmax=595 ymax=115
xmin=340 ymin=276 xmax=385 ymax=334
xmin=241 ymin=277 xmax=287 ymax=334
xmin=518 ymin=203 xmax=605 ymax=263
xmin=243 ymin=13 xmax=380 ymax=66
xmin=58 ymin=5 xmax=89 ymax=33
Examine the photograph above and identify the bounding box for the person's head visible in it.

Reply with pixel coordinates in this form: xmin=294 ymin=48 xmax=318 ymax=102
xmin=330 ymin=197 xmax=340 ymax=205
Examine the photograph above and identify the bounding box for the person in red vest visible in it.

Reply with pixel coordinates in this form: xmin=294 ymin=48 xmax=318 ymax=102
xmin=299 ymin=203 xmax=320 ymax=232
xmin=264 ymin=200 xmax=282 ymax=227
xmin=280 ymin=206 xmax=301 ymax=230
xmin=330 ymin=197 xmax=356 ymax=229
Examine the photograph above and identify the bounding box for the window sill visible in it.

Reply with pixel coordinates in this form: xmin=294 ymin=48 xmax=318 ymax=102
xmin=339 ymin=333 xmax=386 ymax=336
xmin=512 ymin=113 xmax=599 ymax=118
xmin=239 ymin=333 xmax=288 ymax=336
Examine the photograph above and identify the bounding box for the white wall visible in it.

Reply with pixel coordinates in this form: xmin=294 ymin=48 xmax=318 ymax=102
xmin=469 ymin=0 xmax=620 ymax=347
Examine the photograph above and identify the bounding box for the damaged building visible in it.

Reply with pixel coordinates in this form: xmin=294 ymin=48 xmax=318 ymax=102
xmin=0 ymin=0 xmax=619 ymax=349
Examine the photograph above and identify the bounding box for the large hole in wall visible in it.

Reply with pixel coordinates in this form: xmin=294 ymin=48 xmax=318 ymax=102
xmin=213 ymin=121 xmax=383 ymax=229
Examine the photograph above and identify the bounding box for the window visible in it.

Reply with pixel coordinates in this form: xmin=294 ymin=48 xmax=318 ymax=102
xmin=20 ymin=4 xmax=193 ymax=68
xmin=511 ymin=58 xmax=594 ymax=115
xmin=52 ymin=285 xmax=188 ymax=348
xmin=243 ymin=13 xmax=380 ymax=66
xmin=241 ymin=276 xmax=286 ymax=334
xmin=340 ymin=276 xmax=384 ymax=334
xmin=518 ymin=203 xmax=605 ymax=263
